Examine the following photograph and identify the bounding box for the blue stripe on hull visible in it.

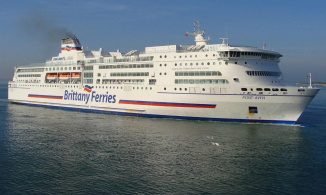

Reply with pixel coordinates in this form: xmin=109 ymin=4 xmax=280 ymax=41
xmin=10 ymin=101 xmax=296 ymax=125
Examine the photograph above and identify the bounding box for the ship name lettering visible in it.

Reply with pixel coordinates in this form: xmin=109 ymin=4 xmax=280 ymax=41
xmin=63 ymin=90 xmax=116 ymax=104
xmin=242 ymin=96 xmax=266 ymax=100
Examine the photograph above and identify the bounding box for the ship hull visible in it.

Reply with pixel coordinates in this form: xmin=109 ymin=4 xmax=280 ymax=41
xmin=8 ymin=84 xmax=319 ymax=124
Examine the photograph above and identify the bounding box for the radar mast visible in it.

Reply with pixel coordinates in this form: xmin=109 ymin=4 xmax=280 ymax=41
xmin=186 ymin=21 xmax=211 ymax=46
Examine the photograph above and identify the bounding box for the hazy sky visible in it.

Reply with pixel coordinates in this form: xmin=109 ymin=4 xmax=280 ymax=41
xmin=1 ymin=0 xmax=325 ymax=84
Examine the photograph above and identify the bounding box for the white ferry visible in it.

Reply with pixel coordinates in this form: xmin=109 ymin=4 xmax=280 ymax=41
xmin=8 ymin=21 xmax=319 ymax=124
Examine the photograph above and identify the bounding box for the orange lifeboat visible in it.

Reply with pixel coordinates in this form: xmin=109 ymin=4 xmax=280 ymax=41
xmin=59 ymin=73 xmax=70 ymax=80
xmin=46 ymin=73 xmax=58 ymax=80
xmin=71 ymin=72 xmax=81 ymax=78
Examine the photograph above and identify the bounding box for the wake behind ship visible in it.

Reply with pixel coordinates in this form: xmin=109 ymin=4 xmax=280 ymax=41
xmin=8 ymin=21 xmax=319 ymax=124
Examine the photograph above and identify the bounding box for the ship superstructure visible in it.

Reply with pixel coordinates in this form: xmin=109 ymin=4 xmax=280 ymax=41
xmin=8 ymin=21 xmax=319 ymax=124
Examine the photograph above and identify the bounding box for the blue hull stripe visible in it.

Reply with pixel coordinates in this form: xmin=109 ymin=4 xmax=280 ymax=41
xmin=10 ymin=101 xmax=296 ymax=125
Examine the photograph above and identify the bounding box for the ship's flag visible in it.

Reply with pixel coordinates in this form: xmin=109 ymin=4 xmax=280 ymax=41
xmin=185 ymin=33 xmax=188 ymax=36
xmin=84 ymin=85 xmax=93 ymax=93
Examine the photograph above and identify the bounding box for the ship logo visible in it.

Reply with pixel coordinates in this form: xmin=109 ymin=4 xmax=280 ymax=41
xmin=84 ymin=85 xmax=93 ymax=93
xmin=64 ymin=45 xmax=72 ymax=51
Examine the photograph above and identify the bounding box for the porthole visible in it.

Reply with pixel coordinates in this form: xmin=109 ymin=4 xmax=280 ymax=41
xmin=213 ymin=62 xmax=216 ymax=65
xmin=207 ymin=62 xmax=210 ymax=65
xmin=196 ymin=63 xmax=199 ymax=66
xmin=185 ymin=88 xmax=187 ymax=91
xmin=225 ymin=62 xmax=228 ymax=65
xmin=164 ymin=55 xmax=167 ymax=58
xmin=174 ymin=88 xmax=177 ymax=90
xmin=219 ymin=62 xmax=222 ymax=65
xmin=164 ymin=64 xmax=167 ymax=66
xmin=235 ymin=62 xmax=237 ymax=64
xmin=205 ymin=54 xmax=208 ymax=57
xmin=175 ymin=63 xmax=177 ymax=66
xmin=164 ymin=72 xmax=167 ymax=75
xmin=180 ymin=88 xmax=182 ymax=91
xmin=201 ymin=62 xmax=204 ymax=65
xmin=202 ymin=88 xmax=205 ymax=91
xmin=164 ymin=87 xmax=166 ymax=90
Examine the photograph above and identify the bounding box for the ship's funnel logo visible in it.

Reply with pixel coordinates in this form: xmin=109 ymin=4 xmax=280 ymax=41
xmin=84 ymin=85 xmax=93 ymax=93
xmin=64 ymin=45 xmax=72 ymax=51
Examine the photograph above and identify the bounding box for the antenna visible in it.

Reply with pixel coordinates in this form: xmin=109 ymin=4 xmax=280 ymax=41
xmin=194 ymin=20 xmax=201 ymax=34
xmin=220 ymin=38 xmax=228 ymax=45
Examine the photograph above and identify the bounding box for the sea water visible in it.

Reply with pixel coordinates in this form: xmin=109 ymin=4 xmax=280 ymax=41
xmin=0 ymin=84 xmax=325 ymax=194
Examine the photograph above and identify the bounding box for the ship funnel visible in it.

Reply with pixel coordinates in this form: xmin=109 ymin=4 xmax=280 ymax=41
xmin=61 ymin=37 xmax=82 ymax=52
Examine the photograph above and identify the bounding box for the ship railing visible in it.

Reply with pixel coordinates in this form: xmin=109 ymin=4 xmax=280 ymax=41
xmin=86 ymin=56 xmax=154 ymax=64
xmin=46 ymin=61 xmax=82 ymax=66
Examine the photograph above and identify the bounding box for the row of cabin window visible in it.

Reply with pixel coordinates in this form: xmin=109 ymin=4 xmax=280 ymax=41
xmin=17 ymin=68 xmax=44 ymax=73
xmin=174 ymin=62 xmax=217 ymax=66
xmin=16 ymin=80 xmax=41 ymax=83
xmin=110 ymin=72 xmax=149 ymax=77
xmin=17 ymin=74 xmax=41 ymax=77
xmin=220 ymin=51 xmax=279 ymax=58
xmin=18 ymin=84 xmax=58 ymax=87
xmin=96 ymin=85 xmax=153 ymax=90
xmin=45 ymin=67 xmax=81 ymax=71
xmin=107 ymin=56 xmax=154 ymax=63
xmin=101 ymin=79 xmax=145 ymax=84
xmin=246 ymin=71 xmax=281 ymax=77
xmin=99 ymin=64 xmax=153 ymax=69
xmin=175 ymin=79 xmax=229 ymax=84
xmin=241 ymin=88 xmax=287 ymax=92
xmin=160 ymin=54 xmax=216 ymax=59
xmin=175 ymin=71 xmax=222 ymax=76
